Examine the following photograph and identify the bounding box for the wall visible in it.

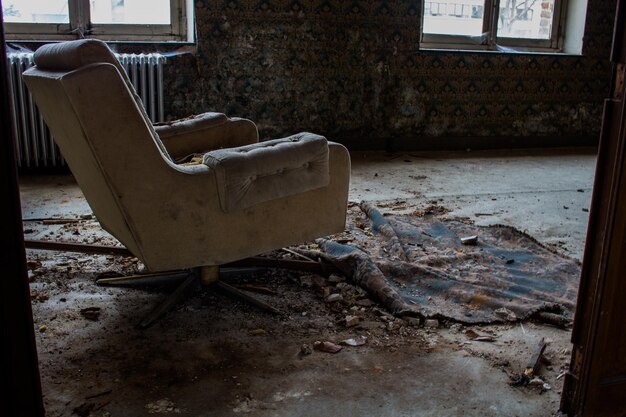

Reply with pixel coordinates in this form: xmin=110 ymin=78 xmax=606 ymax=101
xmin=162 ymin=0 xmax=616 ymax=149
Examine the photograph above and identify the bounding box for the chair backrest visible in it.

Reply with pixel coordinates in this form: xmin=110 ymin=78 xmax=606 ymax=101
xmin=22 ymin=40 xmax=174 ymax=258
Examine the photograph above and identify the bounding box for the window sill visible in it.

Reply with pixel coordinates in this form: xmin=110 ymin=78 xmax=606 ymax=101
xmin=418 ymin=44 xmax=582 ymax=57
xmin=6 ymin=39 xmax=197 ymax=55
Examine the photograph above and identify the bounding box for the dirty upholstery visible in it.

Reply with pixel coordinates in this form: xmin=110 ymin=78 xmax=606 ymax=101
xmin=33 ymin=40 xmax=258 ymax=159
xmin=33 ymin=39 xmax=174 ymax=162
xmin=154 ymin=112 xmax=259 ymax=160
xmin=32 ymin=38 xmax=124 ymax=72
xmin=23 ymin=39 xmax=350 ymax=272
xmin=204 ymin=133 xmax=330 ymax=212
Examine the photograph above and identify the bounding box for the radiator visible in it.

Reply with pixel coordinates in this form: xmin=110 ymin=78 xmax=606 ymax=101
xmin=6 ymin=52 xmax=166 ymax=168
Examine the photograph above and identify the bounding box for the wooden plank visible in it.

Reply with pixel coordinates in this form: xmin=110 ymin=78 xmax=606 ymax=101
xmin=24 ymin=239 xmax=133 ymax=257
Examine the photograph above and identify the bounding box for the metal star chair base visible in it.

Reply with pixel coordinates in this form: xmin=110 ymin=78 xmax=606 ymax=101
xmin=96 ymin=265 xmax=281 ymax=328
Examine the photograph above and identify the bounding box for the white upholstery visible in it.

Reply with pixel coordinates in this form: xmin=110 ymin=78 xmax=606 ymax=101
xmin=203 ymin=133 xmax=329 ymax=212
xmin=33 ymin=39 xmax=123 ymax=71
xmin=23 ymin=40 xmax=351 ymax=272
xmin=34 ymin=39 xmax=174 ymax=162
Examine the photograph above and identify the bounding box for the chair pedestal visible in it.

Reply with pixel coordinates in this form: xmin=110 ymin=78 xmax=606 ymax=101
xmin=97 ymin=266 xmax=280 ymax=328
xmin=200 ymin=265 xmax=219 ymax=285
xmin=23 ymin=239 xmax=339 ymax=328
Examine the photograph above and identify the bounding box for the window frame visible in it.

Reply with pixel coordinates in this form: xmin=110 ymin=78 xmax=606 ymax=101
xmin=420 ymin=0 xmax=567 ymax=52
xmin=3 ymin=0 xmax=189 ymax=42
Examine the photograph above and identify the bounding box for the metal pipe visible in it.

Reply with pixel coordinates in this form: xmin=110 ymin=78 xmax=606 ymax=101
xmin=7 ymin=56 xmax=22 ymax=168
xmin=148 ymin=55 xmax=156 ymax=121
xmin=27 ymin=93 xmax=39 ymax=168
xmin=24 ymin=55 xmax=41 ymax=167
xmin=139 ymin=55 xmax=148 ymax=110
xmin=16 ymin=57 xmax=31 ymax=167
xmin=36 ymin=107 xmax=48 ymax=167
xmin=130 ymin=54 xmax=139 ymax=90
xmin=157 ymin=56 xmax=165 ymax=122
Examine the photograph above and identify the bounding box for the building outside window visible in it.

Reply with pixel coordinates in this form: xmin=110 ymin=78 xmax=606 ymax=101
xmin=2 ymin=0 xmax=190 ymax=42
xmin=421 ymin=0 xmax=578 ymax=52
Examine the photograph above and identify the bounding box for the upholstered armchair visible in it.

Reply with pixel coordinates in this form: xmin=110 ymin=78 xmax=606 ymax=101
xmin=23 ymin=40 xmax=350 ymax=326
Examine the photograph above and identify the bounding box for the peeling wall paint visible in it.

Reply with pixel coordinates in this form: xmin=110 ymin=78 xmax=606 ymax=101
xmin=162 ymin=0 xmax=616 ymax=148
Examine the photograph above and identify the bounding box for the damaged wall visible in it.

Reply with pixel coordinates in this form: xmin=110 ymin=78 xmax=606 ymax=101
xmin=162 ymin=0 xmax=616 ymax=149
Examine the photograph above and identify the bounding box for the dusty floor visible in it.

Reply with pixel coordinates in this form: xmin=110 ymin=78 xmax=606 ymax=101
xmin=20 ymin=148 xmax=596 ymax=417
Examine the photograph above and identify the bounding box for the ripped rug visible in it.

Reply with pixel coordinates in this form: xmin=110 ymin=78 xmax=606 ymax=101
xmin=310 ymin=202 xmax=580 ymax=325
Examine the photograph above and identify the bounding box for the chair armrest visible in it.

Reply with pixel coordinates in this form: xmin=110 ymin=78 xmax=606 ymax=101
xmin=154 ymin=112 xmax=259 ymax=161
xmin=203 ymin=132 xmax=330 ymax=212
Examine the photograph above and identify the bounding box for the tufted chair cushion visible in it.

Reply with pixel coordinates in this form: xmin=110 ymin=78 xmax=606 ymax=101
xmin=203 ymin=133 xmax=330 ymax=212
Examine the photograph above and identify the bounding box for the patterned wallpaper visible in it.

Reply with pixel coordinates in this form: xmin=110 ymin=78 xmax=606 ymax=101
xmin=162 ymin=0 xmax=617 ymax=148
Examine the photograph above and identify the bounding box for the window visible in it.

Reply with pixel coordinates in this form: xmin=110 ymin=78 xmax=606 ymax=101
xmin=2 ymin=0 xmax=191 ymax=42
xmin=421 ymin=0 xmax=569 ymax=52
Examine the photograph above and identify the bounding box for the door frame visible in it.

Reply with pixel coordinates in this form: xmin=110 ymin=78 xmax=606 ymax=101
xmin=561 ymin=0 xmax=626 ymax=414
xmin=0 ymin=1 xmax=45 ymax=415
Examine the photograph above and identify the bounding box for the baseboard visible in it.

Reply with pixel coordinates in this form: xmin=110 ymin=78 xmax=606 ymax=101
xmin=337 ymin=135 xmax=599 ymax=152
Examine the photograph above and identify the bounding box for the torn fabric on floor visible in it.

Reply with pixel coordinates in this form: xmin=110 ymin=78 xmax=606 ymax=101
xmin=310 ymin=202 xmax=580 ymax=324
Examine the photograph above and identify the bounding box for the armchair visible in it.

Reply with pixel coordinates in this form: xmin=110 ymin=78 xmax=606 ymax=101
xmin=23 ymin=40 xmax=350 ymax=326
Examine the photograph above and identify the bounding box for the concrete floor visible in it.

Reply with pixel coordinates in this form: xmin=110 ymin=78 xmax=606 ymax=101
xmin=349 ymin=148 xmax=595 ymax=260
xmin=20 ymin=148 xmax=596 ymax=417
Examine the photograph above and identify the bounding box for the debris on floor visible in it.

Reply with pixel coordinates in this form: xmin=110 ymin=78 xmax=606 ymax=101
xmin=299 ymin=343 xmax=313 ymax=356
xmin=313 ymin=341 xmax=343 ymax=353
xmin=460 ymin=235 xmax=478 ymax=245
xmin=494 ymin=307 xmax=518 ymax=322
xmin=424 ymin=319 xmax=439 ymax=329
xmin=344 ymin=315 xmax=360 ymax=327
xmin=326 ymin=293 xmax=343 ymax=303
xmin=20 ymin=172 xmax=582 ymax=416
xmin=465 ymin=329 xmax=496 ymax=342
xmin=340 ymin=336 xmax=368 ymax=346
xmin=308 ymin=201 xmax=580 ymax=324
xmin=145 ymin=399 xmax=181 ymax=414
xmin=236 ymin=284 xmax=277 ymax=295
xmin=80 ymin=307 xmax=101 ymax=321
xmin=512 ymin=337 xmax=548 ymax=387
